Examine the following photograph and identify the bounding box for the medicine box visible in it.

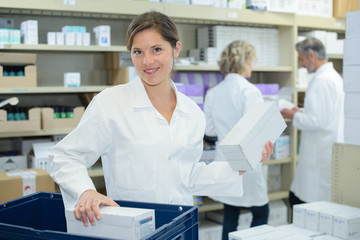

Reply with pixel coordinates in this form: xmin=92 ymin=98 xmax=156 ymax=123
xmin=0 ymin=52 xmax=37 ymax=87
xmin=218 ymin=102 xmax=287 ymax=171
xmin=229 ymin=224 xmax=275 ymax=239
xmin=0 ymin=108 xmax=41 ymax=133
xmin=0 ymin=168 xmax=55 ymax=204
xmin=64 ymin=72 xmax=81 ymax=87
xmin=41 ymin=106 xmax=84 ymax=130
xmin=0 ymin=154 xmax=27 ymax=172
xmin=66 ymin=206 xmax=155 ymax=240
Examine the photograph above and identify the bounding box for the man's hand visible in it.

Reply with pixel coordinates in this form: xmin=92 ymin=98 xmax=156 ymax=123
xmin=280 ymin=106 xmax=299 ymax=120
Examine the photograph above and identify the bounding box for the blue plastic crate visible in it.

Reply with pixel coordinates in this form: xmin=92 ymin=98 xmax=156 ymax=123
xmin=0 ymin=192 xmax=198 ymax=240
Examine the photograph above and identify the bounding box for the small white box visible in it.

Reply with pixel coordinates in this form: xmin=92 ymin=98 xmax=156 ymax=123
xmin=344 ymin=93 xmax=360 ymax=119
xmin=229 ymin=224 xmax=275 ymax=239
xmin=346 ymin=11 xmax=360 ymax=39
xmin=31 ymin=142 xmax=56 ymax=172
xmin=65 ymin=32 xmax=75 ymax=46
xmin=65 ymin=206 xmax=155 ymax=240
xmin=47 ymin=32 xmax=56 ymax=45
xmin=93 ymin=25 xmax=111 ymax=46
xmin=343 ymin=65 xmax=360 ymax=93
xmin=0 ymin=155 xmax=27 ymax=172
xmin=218 ymin=102 xmax=287 ymax=171
xmin=64 ymin=72 xmax=81 ymax=87
xmin=82 ymin=32 xmax=90 ymax=46
xmin=56 ymin=32 xmax=64 ymax=46
xmin=271 ymin=134 xmax=290 ymax=160
xmin=344 ymin=118 xmax=360 ymax=146
xmin=75 ymin=32 xmax=82 ymax=46
xmin=333 ymin=208 xmax=360 ymax=239
xmin=344 ymin=38 xmax=360 ymax=66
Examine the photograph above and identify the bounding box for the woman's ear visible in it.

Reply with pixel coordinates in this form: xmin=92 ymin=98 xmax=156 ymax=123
xmin=174 ymin=41 xmax=181 ymax=59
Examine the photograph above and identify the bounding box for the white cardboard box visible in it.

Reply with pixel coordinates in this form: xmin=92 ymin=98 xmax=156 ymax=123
xmin=0 ymin=155 xmax=27 ymax=172
xmin=346 ymin=11 xmax=360 ymax=39
xmin=218 ymin=102 xmax=287 ymax=171
xmin=344 ymin=38 xmax=360 ymax=66
xmin=344 ymin=93 xmax=360 ymax=119
xmin=344 ymin=118 xmax=360 ymax=146
xmin=343 ymin=65 xmax=360 ymax=93
xmin=229 ymin=224 xmax=275 ymax=239
xmin=66 ymin=206 xmax=155 ymax=240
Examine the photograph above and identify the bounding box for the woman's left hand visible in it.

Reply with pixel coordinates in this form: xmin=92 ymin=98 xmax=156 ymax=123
xmin=261 ymin=140 xmax=274 ymax=162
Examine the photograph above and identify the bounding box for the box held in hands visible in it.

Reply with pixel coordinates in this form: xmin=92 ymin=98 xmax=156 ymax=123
xmin=219 ymin=102 xmax=287 ymax=171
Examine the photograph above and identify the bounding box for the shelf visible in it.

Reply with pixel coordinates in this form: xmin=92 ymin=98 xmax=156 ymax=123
xmin=268 ymin=190 xmax=289 ymax=201
xmin=0 ymin=0 xmax=293 ymax=26
xmin=0 ymin=44 xmax=127 ymax=52
xmin=328 ymin=54 xmax=343 ymax=60
xmin=295 ymin=15 xmax=345 ymax=32
xmin=264 ymin=157 xmax=292 ymax=165
xmin=175 ymin=65 xmax=293 ymax=72
xmin=0 ymin=128 xmax=72 ymax=138
xmin=0 ymin=86 xmax=109 ymax=94
xmin=198 ymin=197 xmax=223 ymax=213
xmin=88 ymin=167 xmax=104 ymax=178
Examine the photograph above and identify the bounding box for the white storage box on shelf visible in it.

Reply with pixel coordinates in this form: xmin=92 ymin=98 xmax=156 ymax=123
xmin=65 ymin=206 xmax=155 ymax=240
xmin=219 ymin=102 xmax=287 ymax=171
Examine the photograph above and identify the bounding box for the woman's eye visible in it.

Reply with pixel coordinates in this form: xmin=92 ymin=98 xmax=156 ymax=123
xmin=153 ymin=47 xmax=161 ymax=53
xmin=133 ymin=50 xmax=141 ymax=56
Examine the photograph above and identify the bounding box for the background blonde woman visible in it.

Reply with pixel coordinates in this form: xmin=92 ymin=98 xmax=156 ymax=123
xmin=204 ymin=41 xmax=269 ymax=240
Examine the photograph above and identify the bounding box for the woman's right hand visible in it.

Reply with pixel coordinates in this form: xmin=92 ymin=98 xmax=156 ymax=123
xmin=74 ymin=189 xmax=119 ymax=227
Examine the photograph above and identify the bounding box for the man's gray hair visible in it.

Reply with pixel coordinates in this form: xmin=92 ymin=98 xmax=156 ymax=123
xmin=295 ymin=37 xmax=327 ymax=60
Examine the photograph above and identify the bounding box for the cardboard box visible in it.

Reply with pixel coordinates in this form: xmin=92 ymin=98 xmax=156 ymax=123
xmin=334 ymin=0 xmax=359 ymax=18
xmin=41 ymin=106 xmax=84 ymax=130
xmin=0 ymin=154 xmax=27 ymax=172
xmin=218 ymin=102 xmax=287 ymax=171
xmin=346 ymin=11 xmax=360 ymax=39
xmin=0 ymin=52 xmax=37 ymax=87
xmin=228 ymin=224 xmax=275 ymax=239
xmin=104 ymin=52 xmax=120 ymax=70
xmin=66 ymin=206 xmax=155 ymax=240
xmin=0 ymin=168 xmax=55 ymax=204
xmin=344 ymin=38 xmax=360 ymax=66
xmin=106 ymin=67 xmax=137 ymax=85
xmin=0 ymin=108 xmax=41 ymax=133
xmin=344 ymin=93 xmax=360 ymax=119
xmin=29 ymin=142 xmax=56 ymax=172
xmin=343 ymin=65 xmax=360 ymax=93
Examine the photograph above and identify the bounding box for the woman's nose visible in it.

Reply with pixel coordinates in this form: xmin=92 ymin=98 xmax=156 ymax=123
xmin=143 ymin=52 xmax=154 ymax=65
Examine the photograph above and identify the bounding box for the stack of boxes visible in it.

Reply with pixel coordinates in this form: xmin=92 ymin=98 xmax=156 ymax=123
xmin=229 ymin=201 xmax=360 ymax=239
xmin=0 ymin=18 xmax=20 ymax=45
xmin=20 ymin=20 xmax=38 ymax=45
xmin=343 ymin=11 xmax=360 ymax=146
xmin=191 ymin=25 xmax=279 ymax=67
xmin=48 ymin=25 xmax=90 ymax=46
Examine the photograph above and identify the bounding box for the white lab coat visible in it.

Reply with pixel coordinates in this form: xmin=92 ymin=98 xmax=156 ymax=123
xmin=49 ymin=77 xmax=243 ymax=209
xmin=204 ymin=73 xmax=269 ymax=207
xmin=291 ymin=62 xmax=344 ymax=202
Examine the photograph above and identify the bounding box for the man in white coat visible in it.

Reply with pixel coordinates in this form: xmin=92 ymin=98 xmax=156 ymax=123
xmin=281 ymin=37 xmax=344 ymax=216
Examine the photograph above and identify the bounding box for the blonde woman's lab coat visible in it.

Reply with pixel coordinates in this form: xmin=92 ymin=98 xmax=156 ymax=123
xmin=291 ymin=62 xmax=344 ymax=202
xmin=49 ymin=77 xmax=244 ymax=209
xmin=204 ymin=73 xmax=269 ymax=207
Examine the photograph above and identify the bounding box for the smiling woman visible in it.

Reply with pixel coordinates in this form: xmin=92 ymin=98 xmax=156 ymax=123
xmin=48 ymin=10 xmax=273 ymax=229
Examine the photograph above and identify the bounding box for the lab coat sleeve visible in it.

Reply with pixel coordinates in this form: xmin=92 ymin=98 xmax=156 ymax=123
xmin=293 ymin=78 xmax=334 ymax=131
xmin=190 ymin=161 xmax=243 ymax=197
xmin=189 ymin=110 xmax=243 ymax=197
xmin=204 ymin=89 xmax=217 ymax=136
xmin=49 ymin=96 xmax=111 ymax=209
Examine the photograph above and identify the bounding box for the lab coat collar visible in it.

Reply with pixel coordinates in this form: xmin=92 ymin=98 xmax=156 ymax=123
xmin=312 ymin=62 xmax=333 ymax=80
xmin=132 ymin=77 xmax=190 ymax=114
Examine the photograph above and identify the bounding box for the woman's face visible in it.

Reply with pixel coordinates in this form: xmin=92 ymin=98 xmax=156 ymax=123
xmin=131 ymin=29 xmax=181 ymax=87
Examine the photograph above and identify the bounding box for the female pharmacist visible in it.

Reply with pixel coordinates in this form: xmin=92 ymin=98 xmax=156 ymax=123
xmin=49 ymin=11 xmax=273 ymax=227
xmin=204 ymin=41 xmax=269 ymax=240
